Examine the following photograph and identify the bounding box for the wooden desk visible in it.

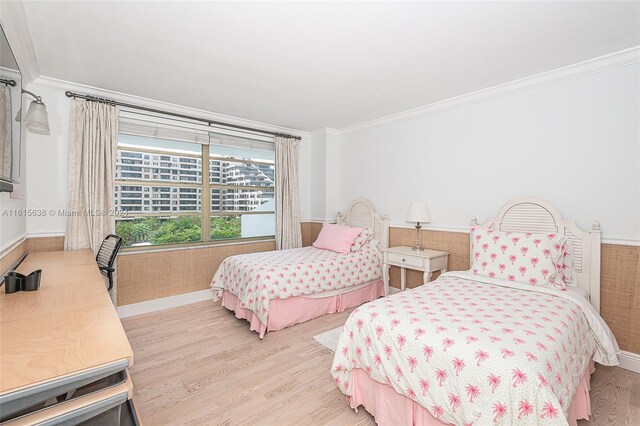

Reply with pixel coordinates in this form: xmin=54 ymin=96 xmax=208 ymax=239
xmin=0 ymin=250 xmax=134 ymax=413
xmin=4 ymin=376 xmax=134 ymax=426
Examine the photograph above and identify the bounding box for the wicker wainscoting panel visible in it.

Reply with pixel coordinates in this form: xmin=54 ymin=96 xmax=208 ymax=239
xmin=600 ymin=243 xmax=640 ymax=354
xmin=26 ymin=236 xmax=65 ymax=253
xmin=116 ymin=222 xmax=639 ymax=353
xmin=117 ymin=240 xmax=276 ymax=306
xmin=389 ymin=228 xmax=471 ymax=289
xmin=301 ymin=222 xmax=323 ymax=247
xmin=301 ymin=222 xmax=311 ymax=247
xmin=0 ymin=240 xmax=27 ymax=275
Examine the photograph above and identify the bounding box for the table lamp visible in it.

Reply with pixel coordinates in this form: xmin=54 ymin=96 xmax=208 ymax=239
xmin=406 ymin=202 xmax=431 ymax=251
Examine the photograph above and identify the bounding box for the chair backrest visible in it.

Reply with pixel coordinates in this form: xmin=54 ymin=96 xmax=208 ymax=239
xmin=96 ymin=234 xmax=123 ymax=275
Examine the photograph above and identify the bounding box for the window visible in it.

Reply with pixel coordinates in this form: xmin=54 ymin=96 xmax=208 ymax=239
xmin=114 ymin=117 xmax=276 ymax=248
xmin=209 ymin=144 xmax=275 ymax=241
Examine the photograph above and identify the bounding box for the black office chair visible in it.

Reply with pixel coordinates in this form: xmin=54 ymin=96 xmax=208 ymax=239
xmin=96 ymin=234 xmax=123 ymax=292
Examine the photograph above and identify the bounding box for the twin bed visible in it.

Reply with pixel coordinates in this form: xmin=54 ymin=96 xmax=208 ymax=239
xmin=211 ymin=198 xmax=390 ymax=338
xmin=331 ymin=198 xmax=619 ymax=425
xmin=210 ymin=197 xmax=620 ymax=425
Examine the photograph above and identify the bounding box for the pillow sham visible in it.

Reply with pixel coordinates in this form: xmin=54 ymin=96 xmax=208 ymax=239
xmin=560 ymin=240 xmax=576 ymax=286
xmin=350 ymin=228 xmax=374 ymax=252
xmin=313 ymin=223 xmax=363 ymax=254
xmin=470 ymin=227 xmax=566 ymax=289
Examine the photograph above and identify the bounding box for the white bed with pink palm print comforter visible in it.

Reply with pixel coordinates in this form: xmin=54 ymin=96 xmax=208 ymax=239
xmin=331 ymin=271 xmax=619 ymax=425
xmin=211 ymin=243 xmax=383 ymax=336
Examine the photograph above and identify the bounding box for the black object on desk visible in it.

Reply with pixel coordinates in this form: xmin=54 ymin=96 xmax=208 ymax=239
xmin=4 ymin=271 xmax=25 ymax=294
xmin=3 ymin=269 xmax=42 ymax=294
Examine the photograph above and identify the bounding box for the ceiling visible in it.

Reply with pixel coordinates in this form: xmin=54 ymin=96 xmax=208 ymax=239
xmin=20 ymin=1 xmax=640 ymax=131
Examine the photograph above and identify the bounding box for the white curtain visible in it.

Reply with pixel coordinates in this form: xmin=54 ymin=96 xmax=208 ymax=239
xmin=275 ymin=135 xmax=302 ymax=250
xmin=65 ymin=100 xmax=119 ymax=260
xmin=0 ymin=86 xmax=12 ymax=179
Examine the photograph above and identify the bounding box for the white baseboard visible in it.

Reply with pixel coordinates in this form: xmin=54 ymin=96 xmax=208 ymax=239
xmin=0 ymin=233 xmax=26 ymax=254
xmin=117 ymin=289 xmax=214 ymax=319
xmin=618 ymin=350 xmax=640 ymax=373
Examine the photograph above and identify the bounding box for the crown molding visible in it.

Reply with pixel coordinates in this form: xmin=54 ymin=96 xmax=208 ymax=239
xmin=309 ymin=128 xmax=327 ymax=137
xmin=0 ymin=1 xmax=40 ymax=84
xmin=28 ymin=75 xmax=311 ymax=139
xmin=309 ymin=127 xmax=341 ymax=136
xmin=338 ymin=46 xmax=640 ymax=134
xmin=0 ymin=66 xmax=20 ymax=81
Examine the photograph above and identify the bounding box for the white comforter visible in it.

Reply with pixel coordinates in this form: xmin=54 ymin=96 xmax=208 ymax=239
xmin=211 ymin=244 xmax=381 ymax=324
xmin=331 ymin=271 xmax=619 ymax=425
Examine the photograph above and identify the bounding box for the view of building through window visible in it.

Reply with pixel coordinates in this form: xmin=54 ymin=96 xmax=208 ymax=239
xmin=114 ymin=132 xmax=275 ymax=247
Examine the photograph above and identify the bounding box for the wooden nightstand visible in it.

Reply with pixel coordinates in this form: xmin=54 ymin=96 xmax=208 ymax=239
xmin=382 ymin=246 xmax=449 ymax=292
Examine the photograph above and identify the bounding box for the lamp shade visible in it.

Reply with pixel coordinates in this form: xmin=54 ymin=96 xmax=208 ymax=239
xmin=24 ymin=100 xmax=50 ymax=135
xmin=406 ymin=202 xmax=431 ymax=223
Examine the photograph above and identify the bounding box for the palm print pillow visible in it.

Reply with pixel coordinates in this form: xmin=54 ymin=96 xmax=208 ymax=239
xmin=470 ymin=227 xmax=566 ymax=289
xmin=560 ymin=240 xmax=576 ymax=285
xmin=350 ymin=228 xmax=374 ymax=252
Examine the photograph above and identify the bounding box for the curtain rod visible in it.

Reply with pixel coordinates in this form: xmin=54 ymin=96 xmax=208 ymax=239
xmin=0 ymin=78 xmax=17 ymax=87
xmin=64 ymin=90 xmax=302 ymax=140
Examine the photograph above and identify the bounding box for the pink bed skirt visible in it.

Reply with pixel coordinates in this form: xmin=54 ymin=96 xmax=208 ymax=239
xmin=347 ymin=361 xmax=596 ymax=426
xmin=221 ymin=279 xmax=385 ymax=338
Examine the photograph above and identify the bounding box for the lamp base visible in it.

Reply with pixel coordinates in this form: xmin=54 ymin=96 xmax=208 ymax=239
xmin=413 ymin=222 xmax=423 ymax=252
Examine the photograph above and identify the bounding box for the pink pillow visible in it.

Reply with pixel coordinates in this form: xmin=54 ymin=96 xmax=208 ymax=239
xmin=313 ymin=224 xmax=363 ymax=254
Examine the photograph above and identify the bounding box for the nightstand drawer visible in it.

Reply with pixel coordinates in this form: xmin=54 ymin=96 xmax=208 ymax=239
xmin=386 ymin=252 xmax=424 ymax=269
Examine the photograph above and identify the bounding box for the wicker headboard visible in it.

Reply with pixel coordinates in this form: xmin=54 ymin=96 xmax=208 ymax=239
xmin=336 ymin=198 xmax=390 ymax=249
xmin=471 ymin=197 xmax=602 ymax=312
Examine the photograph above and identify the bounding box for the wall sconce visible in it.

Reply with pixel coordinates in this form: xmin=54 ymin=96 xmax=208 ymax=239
xmin=16 ymin=89 xmax=50 ymax=135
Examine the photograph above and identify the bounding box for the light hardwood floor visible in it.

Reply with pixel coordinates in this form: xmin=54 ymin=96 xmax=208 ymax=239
xmin=122 ymin=301 xmax=640 ymax=426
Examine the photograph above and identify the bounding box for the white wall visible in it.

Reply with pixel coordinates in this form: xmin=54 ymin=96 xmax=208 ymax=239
xmin=22 ymin=79 xmax=312 ymax=237
xmin=0 ymin=154 xmax=27 ymax=249
xmin=324 ymin=130 xmax=342 ymax=219
xmin=308 ymin=129 xmax=327 ymax=220
xmin=0 ymin=78 xmax=28 ymax=250
xmin=329 ymin=62 xmax=640 ymax=243
xmin=306 ymin=129 xmax=345 ymax=221
xmin=23 ymin=83 xmax=70 ymax=237
xmin=298 ymin=132 xmax=311 ymax=221
xmin=18 ymin=55 xmax=640 ymax=244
